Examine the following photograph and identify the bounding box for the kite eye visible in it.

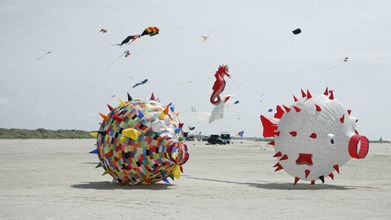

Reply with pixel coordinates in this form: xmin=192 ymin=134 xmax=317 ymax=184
xmin=327 ymin=133 xmax=335 ymax=145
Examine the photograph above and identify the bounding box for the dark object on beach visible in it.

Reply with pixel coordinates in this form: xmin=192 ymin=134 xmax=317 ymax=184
xmin=292 ymin=28 xmax=301 ymax=35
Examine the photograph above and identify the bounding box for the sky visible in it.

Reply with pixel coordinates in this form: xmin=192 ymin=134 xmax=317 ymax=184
xmin=0 ymin=0 xmax=390 ymax=140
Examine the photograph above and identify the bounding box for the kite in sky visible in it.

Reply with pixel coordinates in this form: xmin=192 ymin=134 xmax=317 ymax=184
xmin=210 ymin=64 xmax=231 ymax=105
xmin=260 ymin=88 xmax=369 ymax=185
xmin=292 ymin=28 xmax=301 ymax=35
xmin=115 ymin=26 xmax=159 ymax=46
xmin=201 ymin=36 xmax=209 ymax=42
xmin=35 ymin=50 xmax=52 ymax=60
xmin=132 ymin=79 xmax=148 ymax=88
xmin=99 ymin=28 xmax=107 ymax=33
xmin=237 ymin=131 xmax=244 ymax=137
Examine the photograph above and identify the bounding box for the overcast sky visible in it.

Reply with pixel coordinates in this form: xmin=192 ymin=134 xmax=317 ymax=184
xmin=1 ymin=0 xmax=390 ymax=140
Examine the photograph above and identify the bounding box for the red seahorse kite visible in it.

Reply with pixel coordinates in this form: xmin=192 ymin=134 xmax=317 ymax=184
xmin=210 ymin=65 xmax=231 ymax=105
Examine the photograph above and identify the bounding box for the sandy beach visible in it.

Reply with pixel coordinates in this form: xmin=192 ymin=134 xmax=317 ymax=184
xmin=0 ymin=139 xmax=390 ymax=219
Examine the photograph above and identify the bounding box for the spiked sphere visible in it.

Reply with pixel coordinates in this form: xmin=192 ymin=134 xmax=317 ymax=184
xmin=261 ymin=88 xmax=369 ymax=185
xmin=91 ymin=96 xmax=189 ymax=185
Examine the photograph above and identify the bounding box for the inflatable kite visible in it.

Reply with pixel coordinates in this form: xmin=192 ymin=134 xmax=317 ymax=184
xmin=260 ymin=88 xmax=369 ymax=185
xmin=90 ymin=93 xmax=189 ymax=185
xmin=210 ymin=64 xmax=231 ymax=105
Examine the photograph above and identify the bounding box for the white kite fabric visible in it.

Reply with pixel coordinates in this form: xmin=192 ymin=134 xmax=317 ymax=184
xmin=260 ymin=88 xmax=369 ymax=185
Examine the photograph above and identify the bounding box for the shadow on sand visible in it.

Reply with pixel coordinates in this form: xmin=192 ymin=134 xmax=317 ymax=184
xmin=71 ymin=181 xmax=174 ymax=190
xmin=184 ymin=176 xmax=356 ymax=190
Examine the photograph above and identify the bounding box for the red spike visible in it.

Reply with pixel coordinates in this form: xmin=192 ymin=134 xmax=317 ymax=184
xmin=329 ymin=91 xmax=334 ymax=100
xmin=311 ymin=180 xmax=315 ymax=185
xmin=180 ymin=165 xmax=184 ymax=173
xmin=324 ymin=87 xmax=329 ymax=96
xmin=294 ymin=177 xmax=300 ymax=185
xmin=309 ymin=133 xmax=317 ymax=139
xmin=333 ymin=164 xmax=340 ymax=174
xmin=273 ymin=162 xmax=280 ymax=168
xmin=289 ymin=131 xmax=297 ymax=137
xmin=273 ymin=151 xmax=282 ymax=157
xmin=315 ymin=104 xmax=322 ymax=112
xmin=283 ymin=105 xmax=291 ymax=112
xmin=280 ymin=154 xmax=288 ymax=161
xmin=274 ymin=131 xmax=280 ymax=137
xmin=355 ymin=129 xmax=359 ymax=135
xmin=306 ymin=89 xmax=312 ymax=98
xmin=293 ymin=106 xmax=301 ymax=112
xmin=347 ymin=109 xmax=352 ymax=115
xmin=329 ymin=173 xmax=334 ymax=180
xmin=301 ymin=89 xmax=306 ymax=98
xmin=340 ymin=114 xmax=345 ymax=123
xmin=274 ymin=105 xmax=285 ymax=119
xmin=305 ymin=169 xmax=311 ymax=178
xmin=274 ymin=165 xmax=283 ymax=172
xmin=293 ymin=95 xmax=298 ymax=102
xmin=178 ymin=123 xmax=184 ymax=128
xmin=107 ymin=104 xmax=114 ymax=111
xmin=260 ymin=115 xmax=278 ymax=138
xmin=296 ymin=153 xmax=313 ymax=165
xmin=268 ymin=141 xmax=275 ymax=146
xmin=150 ymin=93 xmax=156 ymax=100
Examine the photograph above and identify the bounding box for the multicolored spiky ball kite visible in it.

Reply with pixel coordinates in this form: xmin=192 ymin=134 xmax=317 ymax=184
xmin=260 ymin=88 xmax=369 ymax=185
xmin=90 ymin=93 xmax=189 ymax=185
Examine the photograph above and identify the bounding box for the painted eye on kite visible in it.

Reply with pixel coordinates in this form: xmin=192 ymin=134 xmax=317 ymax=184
xmin=327 ymin=133 xmax=335 ymax=145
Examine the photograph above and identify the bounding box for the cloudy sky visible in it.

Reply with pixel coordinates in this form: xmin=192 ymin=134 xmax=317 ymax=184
xmin=1 ymin=0 xmax=390 ymax=140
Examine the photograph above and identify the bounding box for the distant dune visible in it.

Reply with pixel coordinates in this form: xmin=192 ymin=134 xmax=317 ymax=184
xmin=0 ymin=128 xmax=93 ymax=139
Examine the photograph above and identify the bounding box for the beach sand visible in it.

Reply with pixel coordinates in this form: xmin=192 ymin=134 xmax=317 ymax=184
xmin=0 ymin=139 xmax=390 ymax=219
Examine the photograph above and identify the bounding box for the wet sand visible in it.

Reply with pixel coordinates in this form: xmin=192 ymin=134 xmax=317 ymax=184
xmin=0 ymin=139 xmax=390 ymax=219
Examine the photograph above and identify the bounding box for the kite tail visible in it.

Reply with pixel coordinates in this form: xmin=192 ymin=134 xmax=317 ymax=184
xmin=210 ymin=94 xmax=221 ymax=105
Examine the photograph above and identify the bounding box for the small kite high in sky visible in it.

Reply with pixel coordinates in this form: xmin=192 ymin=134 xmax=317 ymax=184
xmin=132 ymin=79 xmax=148 ymax=88
xmin=292 ymin=28 xmax=301 ymax=35
xmin=35 ymin=50 xmax=52 ymax=60
xmin=99 ymin=28 xmax=107 ymax=33
xmin=201 ymin=35 xmax=209 ymax=42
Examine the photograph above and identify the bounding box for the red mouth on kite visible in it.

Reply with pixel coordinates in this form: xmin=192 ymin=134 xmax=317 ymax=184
xmin=296 ymin=153 xmax=313 ymax=166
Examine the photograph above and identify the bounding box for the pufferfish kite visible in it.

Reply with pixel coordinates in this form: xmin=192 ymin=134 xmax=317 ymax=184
xmin=116 ymin=26 xmax=160 ymax=46
xmin=90 ymin=92 xmax=189 ymax=185
xmin=260 ymin=88 xmax=369 ymax=185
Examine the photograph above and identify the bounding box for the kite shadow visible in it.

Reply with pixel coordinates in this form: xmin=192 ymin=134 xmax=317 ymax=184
xmin=71 ymin=181 xmax=174 ymax=190
xmin=185 ymin=176 xmax=355 ymax=191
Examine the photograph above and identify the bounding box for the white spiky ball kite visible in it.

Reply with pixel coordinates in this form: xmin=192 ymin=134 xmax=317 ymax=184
xmin=260 ymin=88 xmax=369 ymax=185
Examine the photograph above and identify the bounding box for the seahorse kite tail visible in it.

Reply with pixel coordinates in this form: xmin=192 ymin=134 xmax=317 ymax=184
xmin=210 ymin=65 xmax=231 ymax=105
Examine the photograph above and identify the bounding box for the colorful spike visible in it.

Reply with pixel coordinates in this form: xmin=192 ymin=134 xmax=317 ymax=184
xmin=102 ymin=169 xmax=110 ymax=176
xmin=283 ymin=105 xmax=291 ymax=112
xmin=260 ymin=115 xmax=278 ymax=137
xmin=107 ymin=104 xmax=114 ymax=111
xmin=274 ymin=165 xmax=283 ymax=172
xmin=319 ymin=175 xmax=325 ymax=183
xmin=89 ymin=149 xmax=98 ymax=154
xmin=289 ymin=131 xmax=297 ymax=137
xmin=301 ymin=89 xmax=306 ymax=98
xmin=306 ymin=90 xmax=312 ymax=98
xmin=293 ymin=106 xmax=301 ymax=112
xmin=324 ymin=87 xmax=329 ymax=96
xmin=280 ymin=154 xmax=288 ymax=161
xmin=294 ymin=177 xmax=300 ymax=185
xmin=150 ymin=93 xmax=156 ymax=101
xmin=119 ymin=98 xmax=126 ymax=107
xmin=273 ymin=151 xmax=282 ymax=157
xmin=309 ymin=133 xmax=317 ymax=139
xmin=99 ymin=113 xmax=108 ymax=121
xmin=89 ymin=132 xmax=98 ymax=138
xmin=293 ymin=95 xmax=298 ymax=102
xmin=329 ymin=91 xmax=334 ymax=100
xmin=328 ymin=173 xmax=334 ymax=180
xmin=315 ymin=104 xmax=322 ymax=112
xmin=347 ymin=109 xmax=352 ymax=115
xmin=305 ymin=169 xmax=310 ymax=178
xmin=127 ymin=93 xmax=133 ymax=101
xmin=274 ymin=105 xmax=285 ymax=119
xmin=333 ymin=164 xmax=340 ymax=174
xmin=340 ymin=114 xmax=345 ymax=123
xmin=268 ymin=141 xmax=275 ymax=146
